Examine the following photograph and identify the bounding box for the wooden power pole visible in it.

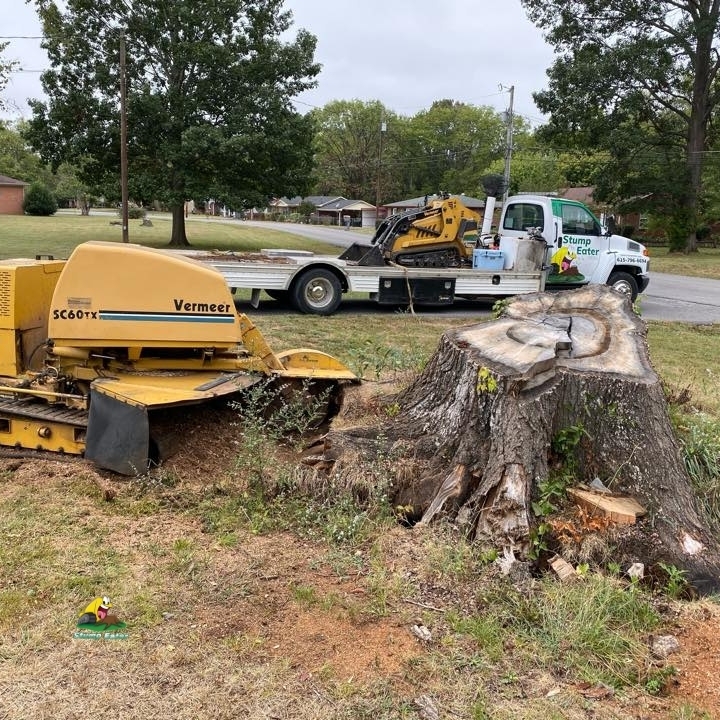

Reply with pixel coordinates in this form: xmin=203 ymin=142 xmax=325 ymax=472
xmin=119 ymin=33 xmax=129 ymax=243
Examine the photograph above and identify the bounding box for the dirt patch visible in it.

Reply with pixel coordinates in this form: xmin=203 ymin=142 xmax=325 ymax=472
xmin=263 ymin=609 xmax=419 ymax=683
xmin=666 ymin=602 xmax=720 ymax=716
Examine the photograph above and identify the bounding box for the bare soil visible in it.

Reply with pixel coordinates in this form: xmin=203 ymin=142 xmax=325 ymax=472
xmin=0 ymin=418 xmax=719 ymax=718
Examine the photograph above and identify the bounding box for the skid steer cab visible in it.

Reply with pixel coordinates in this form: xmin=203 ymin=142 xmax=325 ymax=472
xmin=497 ymin=195 xmax=650 ymax=301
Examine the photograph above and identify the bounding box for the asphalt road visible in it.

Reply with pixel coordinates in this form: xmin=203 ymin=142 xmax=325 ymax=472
xmin=239 ymin=220 xmax=720 ymax=323
xmin=641 ymin=272 xmax=720 ymax=323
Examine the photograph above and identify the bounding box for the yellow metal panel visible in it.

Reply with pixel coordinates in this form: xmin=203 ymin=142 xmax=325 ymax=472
xmin=0 ymin=259 xmax=65 ymax=375
xmin=274 ymin=349 xmax=358 ymax=380
xmin=91 ymin=371 xmax=261 ymax=409
xmin=49 ymin=242 xmax=242 ymax=348
xmin=0 ymin=416 xmax=85 ymax=455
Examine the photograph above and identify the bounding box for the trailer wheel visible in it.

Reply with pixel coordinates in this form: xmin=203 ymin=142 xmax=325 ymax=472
xmin=291 ymin=268 xmax=342 ymax=315
xmin=607 ymin=271 xmax=639 ymax=302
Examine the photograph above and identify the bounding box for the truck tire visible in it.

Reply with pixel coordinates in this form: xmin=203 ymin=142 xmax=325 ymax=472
xmin=291 ymin=268 xmax=342 ymax=315
xmin=607 ymin=271 xmax=639 ymax=302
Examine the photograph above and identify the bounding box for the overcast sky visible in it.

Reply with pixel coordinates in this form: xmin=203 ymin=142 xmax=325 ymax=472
xmin=2 ymin=0 xmax=555 ymax=126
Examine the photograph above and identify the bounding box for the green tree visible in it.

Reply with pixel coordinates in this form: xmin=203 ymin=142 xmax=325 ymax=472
xmin=54 ymin=160 xmax=93 ymax=213
xmin=296 ymin=200 xmax=316 ymax=221
xmin=28 ymin=0 xmax=319 ymax=246
xmin=0 ymin=42 xmax=19 ymax=112
xmin=0 ymin=121 xmax=52 ymax=184
xmin=522 ymin=0 xmax=720 ymax=252
xmin=485 ymin=143 xmax=608 ymax=197
xmin=310 ymin=100 xmax=403 ymax=204
xmin=406 ymin=100 xmax=509 ymax=197
xmin=23 ymin=181 xmax=57 ymax=215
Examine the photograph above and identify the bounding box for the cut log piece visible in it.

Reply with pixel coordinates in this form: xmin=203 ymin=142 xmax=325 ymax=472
xmin=567 ymin=488 xmax=646 ymax=525
xmin=322 ymin=285 xmax=720 ymax=593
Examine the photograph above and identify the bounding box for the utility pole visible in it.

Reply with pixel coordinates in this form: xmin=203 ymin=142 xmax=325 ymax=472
xmin=501 ymin=84 xmax=514 ymax=207
xmin=375 ymin=117 xmax=386 ymax=224
xmin=119 ymin=33 xmax=129 ymax=243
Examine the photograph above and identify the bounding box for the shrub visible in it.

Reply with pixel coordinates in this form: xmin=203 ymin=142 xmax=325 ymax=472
xmin=126 ymin=206 xmax=146 ymax=220
xmin=23 ymin=182 xmax=58 ymax=216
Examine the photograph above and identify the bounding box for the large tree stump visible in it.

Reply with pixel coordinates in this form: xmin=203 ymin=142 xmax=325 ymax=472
xmin=323 ymin=285 xmax=720 ymax=592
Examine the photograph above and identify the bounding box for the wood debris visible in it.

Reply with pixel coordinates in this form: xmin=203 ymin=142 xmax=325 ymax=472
xmin=567 ymin=487 xmax=646 ymax=525
xmin=549 ymin=555 xmax=576 ymax=582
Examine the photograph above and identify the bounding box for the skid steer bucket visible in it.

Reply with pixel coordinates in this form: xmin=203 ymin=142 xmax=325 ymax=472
xmin=337 ymin=243 xmax=384 ymax=266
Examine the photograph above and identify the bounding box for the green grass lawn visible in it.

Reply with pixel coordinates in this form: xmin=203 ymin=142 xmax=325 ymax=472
xmin=0 ymin=212 xmax=340 ymax=259
xmin=647 ymin=245 xmax=720 ymax=279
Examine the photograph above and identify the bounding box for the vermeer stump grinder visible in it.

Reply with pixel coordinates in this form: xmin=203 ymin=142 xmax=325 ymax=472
xmin=0 ymin=241 xmax=356 ymax=474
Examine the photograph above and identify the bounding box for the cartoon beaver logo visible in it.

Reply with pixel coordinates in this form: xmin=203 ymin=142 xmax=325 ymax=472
xmin=550 ymin=246 xmax=580 ymax=275
xmin=75 ymin=596 xmax=127 ymax=637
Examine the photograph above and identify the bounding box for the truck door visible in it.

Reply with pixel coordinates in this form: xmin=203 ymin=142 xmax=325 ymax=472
xmin=550 ymin=200 xmax=607 ymax=283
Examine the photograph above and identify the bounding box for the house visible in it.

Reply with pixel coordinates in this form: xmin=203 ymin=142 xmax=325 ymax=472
xmin=268 ymin=195 xmax=303 ymax=214
xmin=269 ymin=195 xmax=377 ymax=228
xmin=384 ymin=193 xmax=486 ymax=215
xmin=0 ymin=175 xmax=28 ymax=215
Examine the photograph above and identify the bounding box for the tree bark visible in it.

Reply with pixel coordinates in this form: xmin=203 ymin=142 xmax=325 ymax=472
xmin=322 ymin=285 xmax=720 ymax=593
xmin=683 ymin=0 xmax=720 ymax=252
xmin=169 ymin=204 xmax=190 ymax=247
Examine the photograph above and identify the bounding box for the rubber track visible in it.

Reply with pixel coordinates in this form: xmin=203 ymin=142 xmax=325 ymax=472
xmin=0 ymin=396 xmax=88 ymax=427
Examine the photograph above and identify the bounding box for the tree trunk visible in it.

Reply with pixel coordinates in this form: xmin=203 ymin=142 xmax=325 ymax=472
xmin=683 ymin=1 xmax=719 ymax=253
xmin=321 ymin=285 xmax=720 ymax=593
xmin=168 ymin=204 xmax=190 ymax=247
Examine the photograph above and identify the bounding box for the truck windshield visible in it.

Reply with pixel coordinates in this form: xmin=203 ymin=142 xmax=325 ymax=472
xmin=503 ymin=203 xmax=545 ymax=232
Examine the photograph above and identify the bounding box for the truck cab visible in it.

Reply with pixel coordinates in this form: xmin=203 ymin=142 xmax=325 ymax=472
xmin=499 ymin=195 xmax=650 ymax=300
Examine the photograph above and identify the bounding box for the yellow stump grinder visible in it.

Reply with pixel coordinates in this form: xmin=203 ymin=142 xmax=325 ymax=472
xmin=0 ymin=241 xmax=356 ymax=474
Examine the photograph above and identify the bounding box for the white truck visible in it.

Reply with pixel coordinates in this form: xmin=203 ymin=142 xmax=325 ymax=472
xmin=196 ymin=194 xmax=650 ymax=315
xmin=499 ymin=194 xmax=650 ymax=301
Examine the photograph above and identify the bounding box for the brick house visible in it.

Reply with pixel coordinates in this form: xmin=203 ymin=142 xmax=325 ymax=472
xmin=0 ymin=175 xmax=28 ymax=215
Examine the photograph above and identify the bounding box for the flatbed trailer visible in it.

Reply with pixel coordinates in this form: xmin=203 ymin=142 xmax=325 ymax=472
xmin=186 ymin=243 xmax=547 ymax=315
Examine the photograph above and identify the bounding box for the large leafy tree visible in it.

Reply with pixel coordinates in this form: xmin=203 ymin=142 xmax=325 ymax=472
xmin=0 ymin=121 xmax=52 ymax=184
xmin=310 ymin=100 xmax=405 ymax=204
xmin=522 ymin=0 xmax=720 ymax=251
xmin=405 ymin=100 xmax=508 ymax=197
xmin=27 ymin=0 xmax=319 ymax=246
xmin=310 ymin=100 xmax=519 ymax=204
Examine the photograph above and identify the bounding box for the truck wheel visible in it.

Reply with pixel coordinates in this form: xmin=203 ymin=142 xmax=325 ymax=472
xmin=291 ymin=269 xmax=342 ymax=315
xmin=607 ymin=271 xmax=639 ymax=302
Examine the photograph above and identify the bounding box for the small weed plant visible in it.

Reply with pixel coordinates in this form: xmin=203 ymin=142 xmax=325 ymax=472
xmin=679 ymin=414 xmax=720 ymax=524
xmin=657 ymin=562 xmax=690 ymax=600
xmin=230 ymin=378 xmax=332 ymax=482
xmin=346 ymin=340 xmax=425 ymax=381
